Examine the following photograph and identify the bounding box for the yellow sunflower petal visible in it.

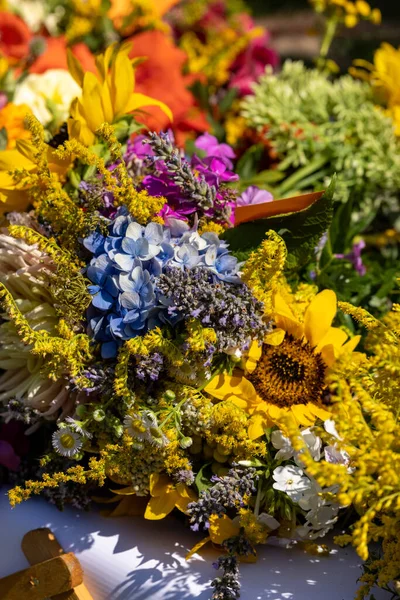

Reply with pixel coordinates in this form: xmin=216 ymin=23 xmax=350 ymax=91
xmin=273 ymin=293 xmax=303 ymax=338
xmin=248 ymin=414 xmax=267 ymax=440
xmin=264 ymin=328 xmax=286 ymax=347
xmin=320 ymin=344 xmax=336 ymax=367
xmin=304 ymin=290 xmax=337 ymax=348
xmin=316 ymin=326 xmax=348 ymax=353
xmin=204 ymin=373 xmax=257 ymax=403
xmin=244 ymin=341 xmax=262 ymax=373
xmin=144 ymin=490 xmax=179 ymax=520
xmin=341 ymin=335 xmax=361 ymax=354
xmin=309 ymin=404 xmax=331 ymax=421
xmin=290 ymin=404 xmax=316 ymax=426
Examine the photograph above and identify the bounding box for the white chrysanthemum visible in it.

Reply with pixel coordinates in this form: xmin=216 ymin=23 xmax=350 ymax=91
xmin=14 ymin=70 xmax=81 ymax=126
xmin=52 ymin=427 xmax=83 ymax=457
xmin=0 ymin=233 xmax=74 ymax=421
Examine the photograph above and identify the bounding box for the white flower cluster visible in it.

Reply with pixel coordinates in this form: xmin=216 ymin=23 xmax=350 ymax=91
xmin=271 ymin=421 xmax=350 ymax=540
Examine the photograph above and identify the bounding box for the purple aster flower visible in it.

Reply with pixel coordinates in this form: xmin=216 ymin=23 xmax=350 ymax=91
xmin=195 ymin=133 xmax=236 ymax=169
xmin=237 ymin=185 xmax=273 ymax=207
xmin=334 ymin=239 xmax=367 ymax=276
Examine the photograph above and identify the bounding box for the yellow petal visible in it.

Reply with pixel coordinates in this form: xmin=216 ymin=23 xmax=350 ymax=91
xmin=101 ymin=80 xmax=114 ymax=124
xmin=204 ymin=373 xmax=257 ymax=403
xmin=81 ymin=72 xmax=105 ymax=133
xmin=248 ymin=414 xmax=267 ymax=440
xmin=316 ymin=326 xmax=348 ymax=353
xmin=67 ymin=49 xmax=85 ymax=88
xmin=304 ymin=290 xmax=337 ymax=348
xmin=110 ymin=51 xmax=134 ymax=118
xmin=341 ymin=335 xmax=361 ymax=354
xmin=144 ymin=490 xmax=178 ymax=520
xmin=110 ymin=486 xmax=138 ymax=495
xmin=264 ymin=328 xmax=286 ymax=347
xmin=209 ymin=514 xmax=240 ymax=544
xmin=273 ymin=293 xmax=303 ymax=338
xmin=321 ymin=343 xmax=337 ymax=367
xmin=290 ymin=404 xmax=315 ymax=426
xmin=244 ymin=341 xmax=262 ymax=373
xmin=176 ymin=484 xmax=197 ymax=501
xmin=175 ymin=494 xmax=193 ymax=514
xmin=186 ymin=537 xmax=211 ymax=560
xmin=125 ymin=92 xmax=173 ymax=122
xmin=0 ymin=148 xmax=34 ymax=171
xmin=149 ymin=472 xmax=173 ymax=496
xmin=309 ymin=404 xmax=331 ymax=422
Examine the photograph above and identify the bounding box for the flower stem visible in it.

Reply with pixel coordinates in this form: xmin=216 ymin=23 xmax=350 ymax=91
xmin=319 ymin=17 xmax=338 ymax=63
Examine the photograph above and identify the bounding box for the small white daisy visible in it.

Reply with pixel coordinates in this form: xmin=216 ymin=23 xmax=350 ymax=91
xmin=52 ymin=427 xmax=83 ymax=457
xmin=65 ymin=417 xmax=93 ymax=439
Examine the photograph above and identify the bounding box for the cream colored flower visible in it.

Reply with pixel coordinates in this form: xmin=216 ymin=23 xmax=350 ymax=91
xmin=13 ymin=70 xmax=81 ymax=127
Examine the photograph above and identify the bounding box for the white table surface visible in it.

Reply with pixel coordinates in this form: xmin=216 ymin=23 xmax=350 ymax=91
xmin=0 ymin=491 xmax=388 ymax=600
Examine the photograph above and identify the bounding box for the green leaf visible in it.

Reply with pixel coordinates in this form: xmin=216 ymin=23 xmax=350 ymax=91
xmin=195 ymin=463 xmax=212 ymax=493
xmin=0 ymin=127 xmax=8 ymax=151
xmin=219 ymin=87 xmax=238 ymax=114
xmin=222 ymin=177 xmax=336 ymax=271
xmin=236 ymin=144 xmax=265 ymax=181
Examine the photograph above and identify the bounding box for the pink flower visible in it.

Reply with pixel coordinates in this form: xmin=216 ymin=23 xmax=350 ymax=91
xmin=230 ymin=33 xmax=279 ymax=96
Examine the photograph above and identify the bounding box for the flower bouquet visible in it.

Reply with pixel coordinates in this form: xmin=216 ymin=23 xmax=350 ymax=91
xmin=0 ymin=1 xmax=399 ymax=600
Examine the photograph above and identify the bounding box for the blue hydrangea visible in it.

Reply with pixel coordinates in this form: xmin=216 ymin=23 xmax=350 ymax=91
xmin=83 ymin=208 xmax=242 ymax=358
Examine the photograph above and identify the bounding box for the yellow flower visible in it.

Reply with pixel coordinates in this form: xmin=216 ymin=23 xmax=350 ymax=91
xmin=0 ymin=141 xmax=70 ymax=215
xmin=144 ymin=473 xmax=196 ymax=520
xmin=372 ymin=43 xmax=400 ymax=107
xmin=186 ymin=514 xmax=241 ymax=559
xmin=205 ymin=290 xmax=360 ymax=436
xmin=0 ymin=103 xmax=32 ymax=149
xmin=67 ymin=44 xmax=173 ymax=146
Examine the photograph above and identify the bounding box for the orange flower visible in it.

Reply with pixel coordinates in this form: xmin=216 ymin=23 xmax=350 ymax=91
xmin=0 ymin=12 xmax=32 ymax=62
xmin=29 ymin=36 xmax=96 ymax=75
xmin=128 ymin=30 xmax=209 ymax=142
xmin=0 ymin=103 xmax=33 ymax=149
xmin=109 ymin=0 xmax=179 ymax=35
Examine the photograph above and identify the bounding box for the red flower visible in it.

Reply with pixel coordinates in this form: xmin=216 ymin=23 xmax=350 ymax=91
xmin=128 ymin=30 xmax=208 ymax=142
xmin=0 ymin=12 xmax=32 ymax=61
xmin=29 ymin=36 xmax=96 ymax=75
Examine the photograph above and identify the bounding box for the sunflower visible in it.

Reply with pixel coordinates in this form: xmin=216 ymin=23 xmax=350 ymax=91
xmin=205 ymin=289 xmax=360 ymax=436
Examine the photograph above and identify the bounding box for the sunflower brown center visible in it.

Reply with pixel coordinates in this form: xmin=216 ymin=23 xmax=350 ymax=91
xmin=248 ymin=334 xmax=326 ymax=407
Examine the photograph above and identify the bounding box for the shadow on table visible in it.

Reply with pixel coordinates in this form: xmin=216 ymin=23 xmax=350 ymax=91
xmin=2 ymin=495 xmax=385 ymax=600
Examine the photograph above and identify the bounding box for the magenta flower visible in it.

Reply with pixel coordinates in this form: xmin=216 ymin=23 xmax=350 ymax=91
xmin=230 ymin=33 xmax=279 ymax=96
xmin=195 ymin=133 xmax=236 ymax=169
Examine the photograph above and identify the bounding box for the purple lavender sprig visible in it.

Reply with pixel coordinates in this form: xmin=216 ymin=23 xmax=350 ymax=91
xmin=211 ymin=555 xmax=241 ymax=600
xmin=147 ymin=132 xmax=217 ymax=210
xmin=187 ymin=466 xmax=257 ymax=532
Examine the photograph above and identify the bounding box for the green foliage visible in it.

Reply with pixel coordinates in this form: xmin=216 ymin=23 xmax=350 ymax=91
xmin=242 ymin=61 xmax=400 ymax=223
xmin=222 ymin=178 xmax=335 ymax=271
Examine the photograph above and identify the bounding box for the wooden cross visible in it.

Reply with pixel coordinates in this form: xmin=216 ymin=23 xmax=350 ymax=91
xmin=0 ymin=528 xmax=94 ymax=599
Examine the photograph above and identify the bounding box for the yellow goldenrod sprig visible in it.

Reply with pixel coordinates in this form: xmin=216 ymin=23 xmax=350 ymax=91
xmin=241 ymin=230 xmax=287 ymax=315
xmin=0 ymin=283 xmax=92 ymax=380
xmin=8 ymin=457 xmax=106 ymax=507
